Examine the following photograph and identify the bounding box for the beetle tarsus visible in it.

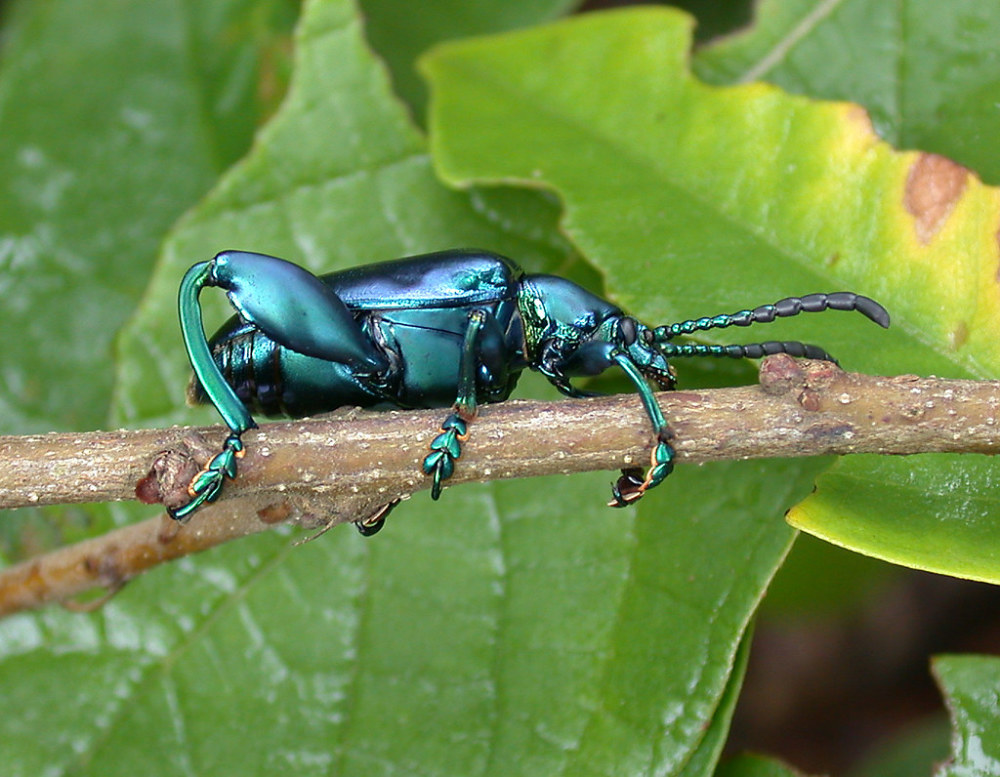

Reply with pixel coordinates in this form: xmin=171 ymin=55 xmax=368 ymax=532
xmin=607 ymin=437 xmax=675 ymax=507
xmin=422 ymin=413 xmax=469 ymax=499
xmin=169 ymin=433 xmax=245 ymax=522
xmin=608 ymin=468 xmax=646 ymax=507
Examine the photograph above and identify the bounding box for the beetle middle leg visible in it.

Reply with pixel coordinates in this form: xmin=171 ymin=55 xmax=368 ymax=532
xmin=422 ymin=309 xmax=490 ymax=499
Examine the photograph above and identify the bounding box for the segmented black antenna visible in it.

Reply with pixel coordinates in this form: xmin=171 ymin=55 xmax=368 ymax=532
xmin=645 ymin=292 xmax=889 ymax=364
xmin=649 ymin=292 xmax=889 ymax=342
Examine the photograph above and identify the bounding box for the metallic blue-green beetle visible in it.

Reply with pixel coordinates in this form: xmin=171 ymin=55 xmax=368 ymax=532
xmin=175 ymin=249 xmax=889 ymax=534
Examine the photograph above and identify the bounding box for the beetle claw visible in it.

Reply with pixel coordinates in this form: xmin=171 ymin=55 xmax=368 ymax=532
xmin=354 ymin=498 xmax=400 ymax=537
xmin=608 ymin=468 xmax=646 ymax=507
xmin=424 ymin=453 xmax=454 ymax=500
xmin=169 ymin=434 xmax=245 ymax=522
xmin=607 ymin=440 xmax=675 ymax=508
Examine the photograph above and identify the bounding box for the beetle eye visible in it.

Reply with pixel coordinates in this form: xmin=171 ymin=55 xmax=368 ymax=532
xmin=618 ymin=317 xmax=637 ymax=346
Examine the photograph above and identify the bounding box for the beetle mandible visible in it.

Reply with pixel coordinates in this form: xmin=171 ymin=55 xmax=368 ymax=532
xmin=173 ymin=249 xmax=890 ymax=534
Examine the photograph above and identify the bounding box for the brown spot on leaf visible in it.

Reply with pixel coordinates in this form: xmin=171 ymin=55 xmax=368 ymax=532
xmin=904 ymin=153 xmax=969 ymax=244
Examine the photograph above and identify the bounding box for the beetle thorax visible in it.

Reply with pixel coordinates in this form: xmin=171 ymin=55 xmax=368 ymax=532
xmin=516 ymin=275 xmax=623 ymax=366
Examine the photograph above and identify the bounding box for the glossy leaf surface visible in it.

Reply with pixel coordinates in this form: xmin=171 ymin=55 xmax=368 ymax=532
xmin=0 ymin=0 xmax=296 ymax=434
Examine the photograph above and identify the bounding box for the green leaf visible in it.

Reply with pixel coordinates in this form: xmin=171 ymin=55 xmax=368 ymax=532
xmin=934 ymin=655 xmax=1000 ymax=777
xmin=0 ymin=0 xmax=298 ymax=561
xmin=760 ymin=532 xmax=900 ymax=618
xmin=676 ymin=633 xmax=752 ymax=777
xmin=790 ymin=455 xmax=1000 ymax=584
xmin=359 ymin=0 xmax=579 ymax=120
xmin=544 ymin=459 xmax=797 ymax=777
xmin=0 ymin=461 xmax=797 ymax=776
xmin=716 ymin=753 xmax=809 ymax=777
xmin=670 ymin=1 xmax=755 ymax=44
xmin=695 ymin=0 xmax=1000 ymax=184
xmin=692 ymin=0 xmax=1000 ymax=583
xmin=850 ymin=716 xmax=950 ymax=777
xmin=421 ymin=7 xmax=1000 ymax=582
xmin=0 ymin=0 xmax=296 ymax=435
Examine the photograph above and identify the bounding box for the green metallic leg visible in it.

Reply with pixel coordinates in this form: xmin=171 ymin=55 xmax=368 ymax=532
xmin=171 ymin=262 xmax=257 ymax=522
xmin=607 ymin=352 xmax=675 ymax=507
xmin=170 ymin=433 xmax=246 ymax=521
xmin=422 ymin=310 xmax=488 ymax=499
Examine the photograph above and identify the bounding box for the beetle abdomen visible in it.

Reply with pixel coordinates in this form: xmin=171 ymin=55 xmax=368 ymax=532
xmin=190 ymin=318 xmax=390 ymax=419
xmin=209 ymin=327 xmax=286 ymax=417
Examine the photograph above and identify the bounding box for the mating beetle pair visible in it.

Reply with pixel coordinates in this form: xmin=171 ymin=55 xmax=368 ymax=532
xmin=175 ymin=249 xmax=889 ymax=534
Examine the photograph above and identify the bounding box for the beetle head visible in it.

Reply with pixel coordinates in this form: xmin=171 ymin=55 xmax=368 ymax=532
xmin=620 ymin=318 xmax=677 ymax=390
xmin=518 ymin=275 xmax=676 ymax=389
xmin=517 ymin=275 xmax=621 ymax=359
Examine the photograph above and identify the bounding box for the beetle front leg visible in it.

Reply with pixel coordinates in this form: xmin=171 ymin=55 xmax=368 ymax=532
xmin=422 ymin=309 xmax=488 ymax=499
xmin=607 ymin=352 xmax=676 ymax=507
